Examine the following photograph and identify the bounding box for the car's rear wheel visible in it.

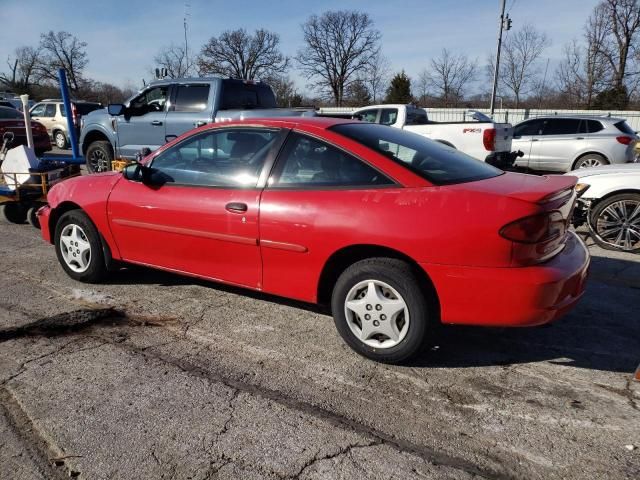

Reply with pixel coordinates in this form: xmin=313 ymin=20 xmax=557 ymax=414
xmin=86 ymin=141 xmax=113 ymax=174
xmin=1 ymin=203 xmax=27 ymax=224
xmin=54 ymin=130 xmax=68 ymax=149
xmin=331 ymin=258 xmax=431 ymax=363
xmin=54 ymin=210 xmax=107 ymax=282
xmin=573 ymin=153 xmax=608 ymax=170
xmin=590 ymin=193 xmax=640 ymax=253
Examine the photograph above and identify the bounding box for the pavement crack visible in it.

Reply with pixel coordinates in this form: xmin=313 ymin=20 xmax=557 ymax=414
xmin=288 ymin=440 xmax=382 ymax=479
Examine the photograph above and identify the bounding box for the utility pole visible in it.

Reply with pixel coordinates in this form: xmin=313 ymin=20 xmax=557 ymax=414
xmin=490 ymin=0 xmax=511 ymax=117
xmin=184 ymin=2 xmax=191 ymax=76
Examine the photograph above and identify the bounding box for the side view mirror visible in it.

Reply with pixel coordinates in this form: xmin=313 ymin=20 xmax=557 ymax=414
xmin=108 ymin=104 xmax=125 ymax=116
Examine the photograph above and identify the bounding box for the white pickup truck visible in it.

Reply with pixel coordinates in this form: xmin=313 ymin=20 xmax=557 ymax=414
xmin=351 ymin=104 xmax=517 ymax=168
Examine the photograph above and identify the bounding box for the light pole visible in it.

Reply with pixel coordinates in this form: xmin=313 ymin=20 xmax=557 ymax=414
xmin=490 ymin=0 xmax=511 ymax=117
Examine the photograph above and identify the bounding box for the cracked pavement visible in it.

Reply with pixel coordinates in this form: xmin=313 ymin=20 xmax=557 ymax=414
xmin=0 ymin=219 xmax=638 ymax=479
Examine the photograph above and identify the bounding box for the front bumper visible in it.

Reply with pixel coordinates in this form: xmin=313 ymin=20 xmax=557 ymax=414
xmin=421 ymin=231 xmax=590 ymax=327
xmin=37 ymin=204 xmax=52 ymax=243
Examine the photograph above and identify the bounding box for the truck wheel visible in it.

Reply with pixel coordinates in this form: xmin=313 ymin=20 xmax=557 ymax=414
xmin=54 ymin=130 xmax=69 ymax=149
xmin=1 ymin=203 xmax=28 ymax=224
xmin=86 ymin=141 xmax=113 ymax=174
xmin=27 ymin=205 xmax=43 ymax=229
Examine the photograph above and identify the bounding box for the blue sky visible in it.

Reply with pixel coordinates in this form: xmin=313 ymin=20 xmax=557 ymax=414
xmin=0 ymin=0 xmax=601 ymax=95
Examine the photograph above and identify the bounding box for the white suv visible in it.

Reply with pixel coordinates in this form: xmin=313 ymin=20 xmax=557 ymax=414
xmin=512 ymin=115 xmax=638 ymax=172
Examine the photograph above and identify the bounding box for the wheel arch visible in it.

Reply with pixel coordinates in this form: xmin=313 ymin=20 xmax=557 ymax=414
xmin=49 ymin=202 xmax=117 ymax=270
xmin=572 ymin=151 xmax=609 ymax=169
xmin=317 ymin=244 xmax=440 ymax=319
xmin=589 ymin=188 xmax=640 ymax=209
xmin=82 ymin=129 xmax=113 ymax=156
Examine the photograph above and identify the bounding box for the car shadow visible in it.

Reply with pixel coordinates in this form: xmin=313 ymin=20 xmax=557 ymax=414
xmin=104 ymin=253 xmax=639 ymax=374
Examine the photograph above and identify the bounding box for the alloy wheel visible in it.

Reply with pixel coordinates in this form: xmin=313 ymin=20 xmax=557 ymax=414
xmin=594 ymin=199 xmax=640 ymax=251
xmin=578 ymin=157 xmax=604 ymax=168
xmin=89 ymin=150 xmax=109 ymax=172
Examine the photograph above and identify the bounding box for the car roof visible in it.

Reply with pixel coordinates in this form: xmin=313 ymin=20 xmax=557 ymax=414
xmin=519 ymin=115 xmax=626 ymax=123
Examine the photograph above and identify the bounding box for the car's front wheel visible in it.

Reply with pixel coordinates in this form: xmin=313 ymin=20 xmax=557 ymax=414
xmin=86 ymin=141 xmax=113 ymax=174
xmin=590 ymin=193 xmax=640 ymax=253
xmin=331 ymin=258 xmax=431 ymax=363
xmin=54 ymin=210 xmax=107 ymax=282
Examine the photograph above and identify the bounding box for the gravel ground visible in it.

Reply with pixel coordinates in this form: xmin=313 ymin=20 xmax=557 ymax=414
xmin=0 ymin=210 xmax=638 ymax=479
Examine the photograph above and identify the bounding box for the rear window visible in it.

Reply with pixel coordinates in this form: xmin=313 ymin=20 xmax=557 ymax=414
xmin=219 ymin=80 xmax=277 ymax=110
xmin=406 ymin=108 xmax=429 ymax=125
xmin=614 ymin=120 xmax=635 ymax=135
xmin=331 ymin=123 xmax=502 ymax=185
xmin=0 ymin=107 xmax=21 ymax=119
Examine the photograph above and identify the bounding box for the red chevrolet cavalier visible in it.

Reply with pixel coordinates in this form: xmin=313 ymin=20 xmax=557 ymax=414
xmin=39 ymin=117 xmax=589 ymax=363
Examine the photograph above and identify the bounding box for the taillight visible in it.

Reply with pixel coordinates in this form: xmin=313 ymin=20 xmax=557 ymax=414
xmin=616 ymin=136 xmax=633 ymax=145
xmin=500 ymin=211 xmax=565 ymax=244
xmin=483 ymin=128 xmax=496 ymax=151
xmin=72 ymin=103 xmax=79 ymax=126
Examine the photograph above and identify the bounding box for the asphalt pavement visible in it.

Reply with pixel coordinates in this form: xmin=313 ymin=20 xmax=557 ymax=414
xmin=0 ymin=175 xmax=639 ymax=479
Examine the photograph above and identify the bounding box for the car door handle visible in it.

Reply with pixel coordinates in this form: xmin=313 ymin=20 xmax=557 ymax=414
xmin=194 ymin=121 xmax=206 ymax=127
xmin=151 ymin=120 xmax=163 ymax=126
xmin=575 ymin=137 xmax=584 ymax=140
xmin=225 ymin=202 xmax=247 ymax=213
xmin=531 ymin=138 xmax=539 ymax=142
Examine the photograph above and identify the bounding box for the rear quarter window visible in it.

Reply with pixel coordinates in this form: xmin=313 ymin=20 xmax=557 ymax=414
xmin=614 ymin=120 xmax=635 ymax=135
xmin=220 ymin=81 xmax=277 ymax=110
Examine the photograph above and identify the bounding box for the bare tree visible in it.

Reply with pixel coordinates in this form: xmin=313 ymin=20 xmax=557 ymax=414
xmin=361 ymin=52 xmax=390 ymax=103
xmin=493 ymin=24 xmax=550 ymax=108
xmin=556 ymin=38 xmax=609 ymax=107
xmin=597 ymin=0 xmax=640 ymax=89
xmin=423 ymin=49 xmax=476 ymax=106
xmin=0 ymin=46 xmax=42 ymax=93
xmin=296 ymin=10 xmax=381 ymax=106
xmin=264 ymin=75 xmax=302 ymax=107
xmin=415 ymin=69 xmax=430 ymax=105
xmin=153 ymin=44 xmax=194 ymax=79
xmin=37 ymin=31 xmax=88 ymax=92
xmin=198 ymin=29 xmax=289 ymax=80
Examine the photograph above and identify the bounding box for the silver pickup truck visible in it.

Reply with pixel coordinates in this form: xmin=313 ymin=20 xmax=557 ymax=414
xmin=79 ymin=77 xmax=311 ymax=173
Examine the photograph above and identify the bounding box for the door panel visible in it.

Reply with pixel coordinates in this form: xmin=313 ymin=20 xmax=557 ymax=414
xmin=512 ymin=119 xmax=543 ymax=169
xmin=531 ymin=118 xmax=582 ymax=171
xmin=108 ymin=180 xmax=262 ymax=288
xmin=117 ymin=85 xmax=170 ymax=158
xmin=164 ymin=83 xmax=214 ymax=140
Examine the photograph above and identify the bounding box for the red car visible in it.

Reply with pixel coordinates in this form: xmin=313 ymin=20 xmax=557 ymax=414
xmin=38 ymin=117 xmax=589 ymax=363
xmin=0 ymin=106 xmax=50 ymax=156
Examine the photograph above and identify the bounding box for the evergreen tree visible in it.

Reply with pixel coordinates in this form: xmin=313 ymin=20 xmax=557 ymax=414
xmin=385 ymin=71 xmax=413 ymax=103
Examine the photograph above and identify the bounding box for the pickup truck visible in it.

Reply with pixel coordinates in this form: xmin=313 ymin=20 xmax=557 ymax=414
xmin=79 ymin=77 xmax=311 ymax=173
xmin=351 ymin=104 xmax=517 ymax=167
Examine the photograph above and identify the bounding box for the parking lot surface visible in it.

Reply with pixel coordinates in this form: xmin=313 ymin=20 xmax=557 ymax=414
xmin=0 ymin=218 xmax=638 ymax=479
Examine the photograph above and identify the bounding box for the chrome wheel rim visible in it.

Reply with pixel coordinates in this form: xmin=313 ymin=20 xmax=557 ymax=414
xmin=344 ymin=280 xmax=410 ymax=349
xmin=89 ymin=150 xmax=109 ymax=172
xmin=55 ymin=132 xmax=66 ymax=148
xmin=595 ymin=199 xmax=640 ymax=251
xmin=59 ymin=224 xmax=91 ymax=273
xmin=578 ymin=157 xmax=603 ymax=168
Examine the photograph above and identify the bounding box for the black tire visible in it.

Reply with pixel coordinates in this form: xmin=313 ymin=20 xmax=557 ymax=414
xmin=27 ymin=205 xmax=43 ymax=229
xmin=54 ymin=210 xmax=107 ymax=283
xmin=1 ymin=203 xmax=27 ymax=224
xmin=86 ymin=140 xmax=113 ymax=174
xmin=589 ymin=193 xmax=640 ymax=253
xmin=331 ymin=258 xmax=432 ymax=364
xmin=572 ymin=153 xmax=608 ymax=170
xmin=54 ymin=130 xmax=68 ymax=149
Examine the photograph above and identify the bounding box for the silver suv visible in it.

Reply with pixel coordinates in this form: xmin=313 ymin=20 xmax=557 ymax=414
xmin=29 ymin=100 xmax=102 ymax=149
xmin=512 ymin=115 xmax=638 ymax=172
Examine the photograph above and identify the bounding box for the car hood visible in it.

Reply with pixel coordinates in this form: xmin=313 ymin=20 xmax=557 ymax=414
xmin=566 ymin=163 xmax=640 ymax=179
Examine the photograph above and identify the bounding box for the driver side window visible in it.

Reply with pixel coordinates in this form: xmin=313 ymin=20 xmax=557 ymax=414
xmin=129 ymin=86 xmax=169 ymax=116
xmin=150 ymin=128 xmax=280 ymax=187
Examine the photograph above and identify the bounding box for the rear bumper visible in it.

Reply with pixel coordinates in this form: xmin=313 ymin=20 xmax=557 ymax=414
xmin=38 ymin=204 xmax=52 ymax=243
xmin=422 ymin=231 xmax=590 ymax=327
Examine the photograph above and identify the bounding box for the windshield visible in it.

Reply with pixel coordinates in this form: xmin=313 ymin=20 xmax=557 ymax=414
xmin=330 ymin=123 xmax=503 ymax=185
